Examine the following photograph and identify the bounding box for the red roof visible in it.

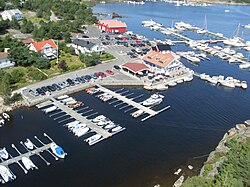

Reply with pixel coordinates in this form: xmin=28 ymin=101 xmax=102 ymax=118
xmin=121 ymin=62 xmax=149 ymax=73
xmin=98 ymin=20 xmax=127 ymax=28
xmin=142 ymin=49 xmax=175 ymax=68
xmin=31 ymin=39 xmax=57 ymax=51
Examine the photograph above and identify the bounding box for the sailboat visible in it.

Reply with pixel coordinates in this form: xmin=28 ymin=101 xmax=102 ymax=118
xmin=197 ymin=15 xmax=208 ymax=34
xmin=223 ymin=23 xmax=246 ymax=47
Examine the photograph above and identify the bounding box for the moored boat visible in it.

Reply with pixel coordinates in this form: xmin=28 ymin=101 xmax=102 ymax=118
xmin=21 ymin=157 xmax=37 ymax=170
xmin=50 ymin=143 xmax=66 ymax=159
xmin=173 ymin=175 xmax=184 ymax=187
xmin=24 ymin=139 xmax=34 ymax=150
xmin=131 ymin=110 xmax=144 ymax=118
xmin=0 ymin=165 xmax=16 ymax=183
xmin=142 ymin=93 xmax=164 ymax=107
xmin=43 ymin=106 xmax=58 ymax=114
xmin=0 ymin=148 xmax=9 ymax=160
xmin=111 ymin=126 xmax=123 ymax=132
xmin=85 ymin=134 xmax=102 ymax=145
xmin=241 ymin=81 xmax=247 ymax=89
xmin=2 ymin=113 xmax=10 ymax=121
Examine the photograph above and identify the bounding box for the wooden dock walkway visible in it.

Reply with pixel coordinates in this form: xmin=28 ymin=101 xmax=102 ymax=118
xmin=0 ymin=143 xmax=53 ymax=167
xmin=96 ymin=84 xmax=158 ymax=116
xmin=51 ymin=98 xmax=112 ymax=138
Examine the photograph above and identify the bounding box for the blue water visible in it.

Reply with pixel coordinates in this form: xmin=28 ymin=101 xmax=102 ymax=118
xmin=0 ymin=2 xmax=250 ymax=187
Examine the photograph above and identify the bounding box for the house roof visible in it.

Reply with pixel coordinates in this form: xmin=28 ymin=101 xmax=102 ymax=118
xmin=22 ymin=38 xmax=34 ymax=45
xmin=0 ymin=52 xmax=8 ymax=59
xmin=72 ymin=39 xmax=96 ymax=49
xmin=142 ymin=49 xmax=175 ymax=68
xmin=1 ymin=9 xmax=22 ymax=16
xmin=98 ymin=20 xmax=127 ymax=28
xmin=121 ymin=62 xmax=149 ymax=73
xmin=31 ymin=39 xmax=57 ymax=51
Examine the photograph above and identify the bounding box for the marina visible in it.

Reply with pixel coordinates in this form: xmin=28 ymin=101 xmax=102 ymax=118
xmin=0 ymin=133 xmax=66 ymax=184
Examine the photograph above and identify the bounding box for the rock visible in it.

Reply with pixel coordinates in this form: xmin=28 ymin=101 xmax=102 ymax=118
xmin=244 ymin=120 xmax=250 ymax=126
xmin=227 ymin=128 xmax=237 ymax=137
xmin=236 ymin=124 xmax=246 ymax=130
xmin=188 ymin=165 xmax=193 ymax=170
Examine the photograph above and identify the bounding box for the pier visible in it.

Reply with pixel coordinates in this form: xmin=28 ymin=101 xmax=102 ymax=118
xmin=50 ymin=98 xmax=112 ymax=139
xmin=96 ymin=84 xmax=157 ymax=116
xmin=0 ymin=143 xmax=53 ymax=167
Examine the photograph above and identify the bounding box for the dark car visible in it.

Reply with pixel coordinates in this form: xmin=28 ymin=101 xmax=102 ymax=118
xmin=131 ymin=49 xmax=136 ymax=53
xmin=127 ymin=51 xmax=134 ymax=56
xmin=36 ymin=88 xmax=45 ymax=95
xmin=66 ymin=78 xmax=74 ymax=86
xmin=52 ymin=83 xmax=61 ymax=90
xmin=47 ymin=85 xmax=56 ymax=92
xmin=130 ymin=54 xmax=137 ymax=58
xmin=41 ymin=86 xmax=49 ymax=93
xmin=113 ymin=65 xmax=121 ymax=70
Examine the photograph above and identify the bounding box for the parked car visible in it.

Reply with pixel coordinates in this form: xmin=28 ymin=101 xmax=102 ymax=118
xmin=36 ymin=88 xmax=45 ymax=95
xmin=106 ymin=70 xmax=114 ymax=75
xmin=113 ymin=65 xmax=121 ymax=70
xmin=98 ymin=72 xmax=106 ymax=77
xmin=90 ymin=74 xmax=97 ymax=79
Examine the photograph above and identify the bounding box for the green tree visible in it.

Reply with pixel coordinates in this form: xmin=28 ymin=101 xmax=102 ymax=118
xmin=58 ymin=60 xmax=68 ymax=71
xmin=10 ymin=69 xmax=24 ymax=84
xmin=1 ymin=73 xmax=11 ymax=96
xmin=34 ymin=57 xmax=51 ymax=69
xmin=9 ymin=18 xmax=20 ymax=30
xmin=21 ymin=18 xmax=34 ymax=33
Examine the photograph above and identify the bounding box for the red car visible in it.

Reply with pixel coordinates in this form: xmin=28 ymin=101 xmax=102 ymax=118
xmin=99 ymin=71 xmax=107 ymax=77
xmin=106 ymin=70 xmax=114 ymax=75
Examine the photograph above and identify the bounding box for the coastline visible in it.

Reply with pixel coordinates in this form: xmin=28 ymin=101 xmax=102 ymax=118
xmin=0 ymin=96 xmax=28 ymax=114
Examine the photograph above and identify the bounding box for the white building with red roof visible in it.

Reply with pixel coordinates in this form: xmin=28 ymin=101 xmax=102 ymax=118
xmin=98 ymin=20 xmax=127 ymax=33
xmin=29 ymin=39 xmax=58 ymax=60
xmin=121 ymin=62 xmax=149 ymax=76
xmin=142 ymin=43 xmax=180 ymax=72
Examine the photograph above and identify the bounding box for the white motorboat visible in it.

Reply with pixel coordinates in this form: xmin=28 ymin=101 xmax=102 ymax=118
xmin=0 ymin=116 xmax=4 ymax=126
xmin=244 ymin=24 xmax=250 ymax=29
xmin=239 ymin=63 xmax=250 ymax=69
xmin=92 ymin=115 xmax=106 ymax=123
xmin=21 ymin=157 xmax=37 ymax=170
xmin=0 ymin=165 xmax=15 ymax=183
xmin=104 ymin=123 xmax=117 ymax=130
xmin=24 ymin=139 xmax=34 ymax=150
xmin=184 ymin=75 xmax=193 ymax=82
xmin=154 ymin=84 xmax=168 ymax=91
xmin=111 ymin=126 xmax=123 ymax=132
xmin=219 ymin=80 xmax=235 ymax=88
xmin=102 ymin=95 xmax=113 ymax=102
xmin=223 ymin=37 xmax=245 ymax=47
xmin=65 ymin=120 xmax=80 ymax=128
xmin=131 ymin=110 xmax=144 ymax=118
xmin=0 ymin=148 xmax=9 ymax=160
xmin=57 ymin=95 xmax=69 ymax=100
xmin=43 ymin=106 xmax=57 ymax=114
xmin=173 ymin=175 xmax=184 ymax=187
xmin=176 ymin=79 xmax=184 ymax=84
xmin=50 ymin=143 xmax=66 ymax=159
xmin=142 ymin=93 xmax=164 ymax=107
xmin=74 ymin=127 xmax=90 ymax=137
xmin=168 ymin=82 xmax=177 ymax=87
xmin=143 ymin=85 xmax=154 ymax=90
xmin=85 ymin=134 xmax=102 ymax=145
xmin=2 ymin=113 xmax=10 ymax=121
xmin=61 ymin=97 xmax=74 ymax=103
xmin=241 ymin=81 xmax=247 ymax=89
xmin=207 ymin=77 xmax=218 ymax=85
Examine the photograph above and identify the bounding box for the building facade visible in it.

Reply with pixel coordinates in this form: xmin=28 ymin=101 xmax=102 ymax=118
xmin=98 ymin=20 xmax=127 ymax=33
xmin=68 ymin=39 xmax=103 ymax=55
xmin=0 ymin=52 xmax=15 ymax=69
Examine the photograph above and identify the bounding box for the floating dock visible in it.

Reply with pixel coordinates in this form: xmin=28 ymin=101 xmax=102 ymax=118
xmin=51 ymin=98 xmax=112 ymax=139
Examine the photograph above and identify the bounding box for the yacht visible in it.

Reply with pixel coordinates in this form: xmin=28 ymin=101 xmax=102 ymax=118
xmin=223 ymin=37 xmax=245 ymax=47
xmin=142 ymin=93 xmax=164 ymax=106
xmin=241 ymin=81 xmax=247 ymax=89
xmin=0 ymin=116 xmax=4 ymax=126
xmin=65 ymin=120 xmax=80 ymax=128
xmin=85 ymin=134 xmax=102 ymax=145
xmin=143 ymin=85 xmax=154 ymax=90
xmin=219 ymin=80 xmax=235 ymax=88
xmin=50 ymin=143 xmax=66 ymax=159
xmin=207 ymin=76 xmax=218 ymax=85
xmin=57 ymin=95 xmax=69 ymax=100
xmin=168 ymin=82 xmax=177 ymax=87
xmin=0 ymin=148 xmax=9 ymax=160
xmin=104 ymin=123 xmax=117 ymax=130
xmin=21 ymin=157 xmax=37 ymax=170
xmin=176 ymin=79 xmax=184 ymax=84
xmin=184 ymin=75 xmax=193 ymax=82
xmin=24 ymin=139 xmax=34 ymax=150
xmin=154 ymin=84 xmax=168 ymax=91
xmin=0 ymin=165 xmax=15 ymax=183
xmin=92 ymin=115 xmax=106 ymax=123
xmin=244 ymin=24 xmax=250 ymax=29
xmin=74 ymin=127 xmax=90 ymax=137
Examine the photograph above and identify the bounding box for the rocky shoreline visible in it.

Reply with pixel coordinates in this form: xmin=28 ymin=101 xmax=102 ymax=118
xmin=199 ymin=120 xmax=250 ymax=178
xmin=0 ymin=96 xmax=28 ymax=114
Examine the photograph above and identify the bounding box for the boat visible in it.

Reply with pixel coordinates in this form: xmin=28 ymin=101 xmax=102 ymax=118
xmin=241 ymin=81 xmax=247 ymax=89
xmin=219 ymin=80 xmax=235 ymax=88
xmin=24 ymin=139 xmax=34 ymax=150
xmin=74 ymin=127 xmax=90 ymax=137
xmin=244 ymin=24 xmax=250 ymax=29
xmin=65 ymin=120 xmax=80 ymax=128
xmin=239 ymin=63 xmax=250 ymax=69
xmin=2 ymin=113 xmax=10 ymax=121
xmin=0 ymin=148 xmax=9 ymax=160
xmin=92 ymin=115 xmax=106 ymax=123
xmin=21 ymin=157 xmax=37 ymax=170
xmin=197 ymin=15 xmax=208 ymax=34
xmin=168 ymin=82 xmax=177 ymax=87
xmin=0 ymin=165 xmax=15 ymax=183
xmin=102 ymin=94 xmax=113 ymax=102
xmin=66 ymin=100 xmax=77 ymax=105
xmin=207 ymin=76 xmax=218 ymax=85
xmin=176 ymin=79 xmax=184 ymax=84
xmin=111 ymin=126 xmax=123 ymax=132
xmin=43 ymin=106 xmax=57 ymax=114
xmin=50 ymin=143 xmax=66 ymax=159
xmin=184 ymin=75 xmax=193 ymax=82
xmin=57 ymin=95 xmax=69 ymax=100
xmin=131 ymin=110 xmax=144 ymax=118
xmin=142 ymin=93 xmax=164 ymax=107
xmin=154 ymin=84 xmax=168 ymax=91
xmin=104 ymin=123 xmax=117 ymax=130
xmin=223 ymin=24 xmax=246 ymax=47
xmin=85 ymin=134 xmax=102 ymax=145
xmin=68 ymin=101 xmax=83 ymax=109
xmin=143 ymin=85 xmax=154 ymax=90
xmin=173 ymin=175 xmax=184 ymax=187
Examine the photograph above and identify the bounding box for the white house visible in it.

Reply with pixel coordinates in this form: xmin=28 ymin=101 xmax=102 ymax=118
xmin=68 ymin=39 xmax=103 ymax=54
xmin=1 ymin=9 xmax=23 ymax=21
xmin=29 ymin=39 xmax=58 ymax=60
xmin=0 ymin=52 xmax=15 ymax=69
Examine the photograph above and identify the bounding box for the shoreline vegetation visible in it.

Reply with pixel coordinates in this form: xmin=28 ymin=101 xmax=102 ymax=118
xmin=182 ymin=121 xmax=250 ymax=187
